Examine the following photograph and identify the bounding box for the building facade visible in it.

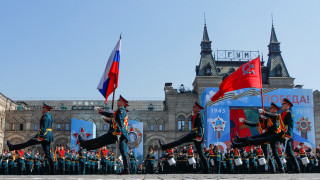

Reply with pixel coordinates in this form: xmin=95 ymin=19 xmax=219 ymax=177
xmin=2 ymin=23 xmax=320 ymax=159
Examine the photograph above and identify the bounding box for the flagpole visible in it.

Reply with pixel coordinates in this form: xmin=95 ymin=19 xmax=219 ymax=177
xmin=259 ymin=55 xmax=264 ymax=109
xmin=111 ymin=74 xmax=117 ymax=110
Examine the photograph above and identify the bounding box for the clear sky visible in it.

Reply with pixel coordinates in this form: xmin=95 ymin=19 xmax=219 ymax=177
xmin=1 ymin=0 xmax=319 ymax=101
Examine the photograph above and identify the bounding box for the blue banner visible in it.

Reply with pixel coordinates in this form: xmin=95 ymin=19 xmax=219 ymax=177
xmin=201 ymin=88 xmax=315 ymax=151
xmin=71 ymin=119 xmax=96 ymax=151
xmin=127 ymin=120 xmax=143 ymax=165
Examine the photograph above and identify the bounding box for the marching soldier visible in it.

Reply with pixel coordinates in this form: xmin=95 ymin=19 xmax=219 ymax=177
xmin=86 ymin=151 xmax=93 ymax=174
xmin=145 ymin=147 xmax=155 ymax=174
xmin=241 ymin=148 xmax=249 ymax=174
xmin=306 ymin=148 xmax=315 ymax=173
xmin=75 ymin=151 xmax=80 ymax=174
xmin=187 ymin=144 xmax=194 ymax=173
xmin=33 ymin=150 xmax=41 ymax=175
xmin=159 ymin=103 xmax=209 ymax=173
xmin=7 ymin=103 xmax=54 ymax=174
xmin=79 ymin=95 xmax=130 ymax=174
xmin=248 ymin=146 xmax=257 ymax=174
xmin=296 ymin=142 xmax=308 ymax=173
xmin=208 ymin=144 xmax=215 ymax=173
xmin=53 ymin=147 xmax=59 ymax=173
xmin=109 ymin=152 xmax=116 ymax=174
xmin=25 ymin=149 xmax=33 ymax=175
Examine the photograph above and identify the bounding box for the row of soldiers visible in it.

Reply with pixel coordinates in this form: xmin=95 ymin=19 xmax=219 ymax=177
xmin=0 ymin=144 xmax=126 ymax=175
xmin=155 ymin=143 xmax=320 ymax=174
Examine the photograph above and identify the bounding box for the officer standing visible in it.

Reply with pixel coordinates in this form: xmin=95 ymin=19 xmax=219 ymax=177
xmin=159 ymin=103 xmax=209 ymax=173
xmin=7 ymin=103 xmax=55 ymax=174
xmin=25 ymin=149 xmax=33 ymax=175
xmin=58 ymin=145 xmax=65 ymax=174
xmin=17 ymin=149 xmax=26 ymax=175
xmin=128 ymin=147 xmax=137 ymax=174
xmin=145 ymin=147 xmax=155 ymax=174
xmin=33 ymin=150 xmax=41 ymax=175
xmin=65 ymin=149 xmax=72 ymax=175
xmin=1 ymin=149 xmax=9 ymax=175
xmin=78 ymin=147 xmax=87 ymax=175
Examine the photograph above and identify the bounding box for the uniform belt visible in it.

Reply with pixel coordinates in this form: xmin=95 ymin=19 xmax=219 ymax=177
xmin=19 ymin=157 xmax=25 ymax=159
xmin=46 ymin=129 xmax=52 ymax=131
xmin=66 ymin=160 xmax=70 ymax=161
xmin=35 ymin=160 xmax=40 ymax=162
xmin=26 ymin=159 xmax=33 ymax=161
xmin=213 ymin=155 xmax=220 ymax=156
xmin=192 ymin=128 xmax=198 ymax=131
xmin=227 ymin=158 xmax=233 ymax=160
xmin=148 ymin=159 xmax=154 ymax=160
xmin=110 ymin=161 xmax=114 ymax=162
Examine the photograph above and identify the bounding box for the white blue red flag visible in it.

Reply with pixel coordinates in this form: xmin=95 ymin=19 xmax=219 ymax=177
xmin=97 ymin=36 xmax=121 ymax=102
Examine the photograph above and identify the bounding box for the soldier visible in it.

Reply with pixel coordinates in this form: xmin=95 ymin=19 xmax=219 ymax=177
xmin=109 ymin=152 xmax=116 ymax=174
xmin=233 ymin=148 xmax=242 ymax=174
xmin=256 ymin=145 xmax=266 ymax=173
xmin=70 ymin=150 xmax=77 ymax=175
xmin=296 ymin=142 xmax=308 ymax=173
xmin=159 ymin=103 xmax=209 ymax=173
xmin=306 ymin=148 xmax=315 ymax=173
xmin=86 ymin=151 xmax=93 ymax=174
xmin=33 ymin=150 xmax=41 ymax=175
xmin=7 ymin=103 xmax=55 ymax=174
xmin=16 ymin=149 xmax=26 ymax=175
xmin=94 ymin=150 xmax=100 ymax=174
xmin=213 ymin=144 xmax=222 ymax=174
xmin=176 ymin=150 xmax=184 ymax=174
xmin=145 ymin=147 xmax=155 ymax=174
xmin=75 ymin=152 xmax=80 ymax=175
xmin=186 ymin=144 xmax=195 ymax=173
xmin=100 ymin=146 xmax=109 ymax=174
xmin=78 ymin=147 xmax=87 ymax=175
xmin=65 ymin=149 xmax=72 ymax=175
xmin=53 ymin=148 xmax=59 ymax=174
xmin=25 ymin=149 xmax=33 ymax=175
xmin=128 ymin=147 xmax=137 ymax=174
xmin=248 ymin=146 xmax=257 ymax=174
xmin=241 ymin=148 xmax=249 ymax=174
xmin=225 ymin=148 xmax=234 ymax=174
xmin=208 ymin=144 xmax=215 ymax=173
xmin=57 ymin=145 xmax=65 ymax=174
xmin=1 ymin=149 xmax=9 ymax=175
xmin=79 ymin=95 xmax=130 ymax=174
xmin=233 ymin=103 xmax=280 ymax=173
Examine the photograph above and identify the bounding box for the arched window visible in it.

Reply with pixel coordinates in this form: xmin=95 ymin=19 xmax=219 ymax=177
xmin=178 ymin=116 xmax=185 ymax=131
xmin=188 ymin=116 xmax=192 ymax=131
xmin=205 ymin=65 xmax=211 ymax=75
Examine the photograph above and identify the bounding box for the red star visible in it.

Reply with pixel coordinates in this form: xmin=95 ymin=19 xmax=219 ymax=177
xmin=72 ymin=127 xmax=92 ymax=145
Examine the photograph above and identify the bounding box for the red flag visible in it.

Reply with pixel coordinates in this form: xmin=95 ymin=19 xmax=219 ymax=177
xmin=211 ymin=56 xmax=262 ymax=103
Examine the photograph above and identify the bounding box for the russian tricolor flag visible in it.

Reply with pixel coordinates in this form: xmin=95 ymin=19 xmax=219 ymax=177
xmin=97 ymin=36 xmax=121 ymax=102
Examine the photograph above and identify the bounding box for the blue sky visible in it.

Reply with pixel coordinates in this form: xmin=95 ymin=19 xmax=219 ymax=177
xmin=0 ymin=0 xmax=319 ymax=100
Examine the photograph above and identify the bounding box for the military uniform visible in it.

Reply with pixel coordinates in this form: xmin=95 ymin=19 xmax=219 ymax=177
xmin=213 ymin=147 xmax=222 ymax=174
xmin=1 ymin=153 xmax=9 ymax=175
xmin=79 ymin=100 xmax=130 ymax=174
xmin=233 ymin=148 xmax=241 ymax=174
xmin=17 ymin=150 xmax=26 ymax=175
xmin=100 ymin=149 xmax=110 ymax=174
xmin=25 ymin=151 xmax=33 ymax=175
xmin=145 ymin=151 xmax=155 ymax=174
xmin=225 ymin=150 xmax=234 ymax=174
xmin=58 ymin=149 xmax=65 ymax=174
xmin=78 ymin=148 xmax=87 ymax=174
xmin=129 ymin=150 xmax=137 ymax=174
xmin=159 ymin=103 xmax=209 ymax=173
xmin=33 ymin=154 xmax=41 ymax=175
xmin=65 ymin=151 xmax=72 ymax=175
xmin=7 ymin=103 xmax=54 ymax=174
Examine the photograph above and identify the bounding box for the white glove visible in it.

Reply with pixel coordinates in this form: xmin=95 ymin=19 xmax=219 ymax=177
xmin=260 ymin=115 xmax=266 ymax=119
xmin=285 ymin=137 xmax=290 ymax=141
xmin=258 ymin=109 xmax=264 ymax=114
xmin=94 ymin=107 xmax=101 ymax=111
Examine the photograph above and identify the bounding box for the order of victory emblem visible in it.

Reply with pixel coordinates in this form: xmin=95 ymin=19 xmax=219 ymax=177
xmin=211 ymin=116 xmax=226 ymax=132
xmin=127 ymin=126 xmax=142 ymax=148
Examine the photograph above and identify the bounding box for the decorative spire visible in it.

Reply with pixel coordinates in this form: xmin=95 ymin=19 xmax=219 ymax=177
xmin=266 ymin=23 xmax=290 ymax=77
xmin=196 ymin=22 xmax=218 ymax=76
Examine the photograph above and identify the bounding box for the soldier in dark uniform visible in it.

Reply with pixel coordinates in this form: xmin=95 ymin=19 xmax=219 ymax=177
xmin=16 ymin=149 xmax=26 ymax=175
xmin=100 ymin=146 xmax=110 ymax=174
xmin=233 ymin=103 xmax=280 ymax=173
xmin=70 ymin=150 xmax=77 ymax=175
xmin=65 ymin=149 xmax=72 ymax=175
xmin=58 ymin=145 xmax=65 ymax=174
xmin=33 ymin=150 xmax=41 ymax=175
xmin=213 ymin=144 xmax=222 ymax=174
xmin=128 ymin=147 xmax=137 ymax=174
xmin=225 ymin=148 xmax=234 ymax=174
xmin=159 ymin=102 xmax=209 ymax=173
xmin=78 ymin=147 xmax=87 ymax=174
xmin=248 ymin=146 xmax=257 ymax=173
xmin=25 ymin=149 xmax=33 ymax=175
xmin=145 ymin=147 xmax=155 ymax=174
xmin=79 ymin=95 xmax=130 ymax=174
xmin=1 ymin=149 xmax=9 ymax=175
xmin=7 ymin=103 xmax=54 ymax=174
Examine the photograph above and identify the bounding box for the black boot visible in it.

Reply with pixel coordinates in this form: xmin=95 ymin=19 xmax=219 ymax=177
xmin=120 ymin=168 xmax=130 ymax=175
xmin=78 ymin=136 xmax=86 ymax=148
xmin=159 ymin=140 xmax=165 ymax=150
xmin=7 ymin=140 xmax=13 ymax=151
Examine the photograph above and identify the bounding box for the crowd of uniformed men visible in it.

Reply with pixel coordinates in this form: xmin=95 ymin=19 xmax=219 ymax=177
xmin=1 ymin=142 xmax=320 ymax=175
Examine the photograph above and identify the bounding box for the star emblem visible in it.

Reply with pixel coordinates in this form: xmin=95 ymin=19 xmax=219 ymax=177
xmin=210 ymin=116 xmax=226 ymax=132
xmin=296 ymin=117 xmax=312 ymax=133
xmin=72 ymin=127 xmax=92 ymax=145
